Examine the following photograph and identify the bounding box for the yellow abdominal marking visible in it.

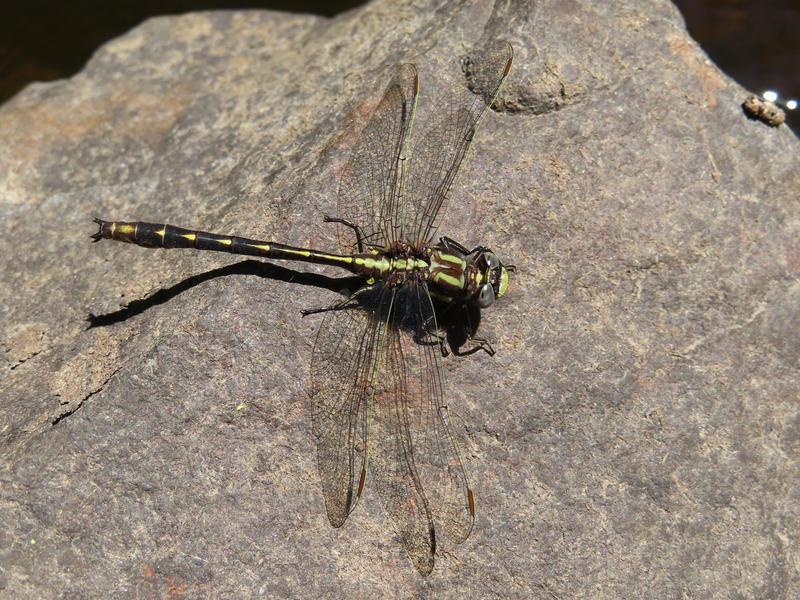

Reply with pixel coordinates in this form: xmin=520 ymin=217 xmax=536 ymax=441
xmin=181 ymin=233 xmax=196 ymax=241
xmin=318 ymin=254 xmax=353 ymax=263
xmin=247 ymin=243 xmax=271 ymax=252
xmin=283 ymin=248 xmax=310 ymax=257
xmin=117 ymin=224 xmax=135 ymax=235
xmin=219 ymin=238 xmax=232 ymax=246
xmin=156 ymin=228 xmax=166 ymax=237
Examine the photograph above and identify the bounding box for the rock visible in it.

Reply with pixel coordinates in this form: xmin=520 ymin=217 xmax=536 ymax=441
xmin=1 ymin=1 xmax=798 ymax=596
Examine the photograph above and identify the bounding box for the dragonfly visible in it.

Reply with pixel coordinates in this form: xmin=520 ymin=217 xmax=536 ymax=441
xmin=92 ymin=39 xmax=513 ymax=575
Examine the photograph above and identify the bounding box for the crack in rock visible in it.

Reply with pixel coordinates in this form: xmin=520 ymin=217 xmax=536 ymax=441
xmin=51 ymin=366 xmax=122 ymax=426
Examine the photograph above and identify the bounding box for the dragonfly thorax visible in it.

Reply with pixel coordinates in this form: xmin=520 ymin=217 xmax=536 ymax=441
xmin=426 ymin=243 xmax=511 ymax=307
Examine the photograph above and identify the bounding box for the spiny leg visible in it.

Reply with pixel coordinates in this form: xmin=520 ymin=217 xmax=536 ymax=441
xmin=301 ymin=299 xmax=360 ymax=318
xmin=324 ymin=215 xmax=366 ymax=253
xmin=439 ymin=236 xmax=470 ymax=255
xmin=414 ymin=325 xmax=450 ymax=357
xmin=451 ymin=302 xmax=495 ymax=357
xmin=301 ymin=283 xmax=378 ymax=318
xmin=452 ymin=336 xmax=495 ymax=357
xmin=412 ymin=296 xmax=493 ymax=358
xmin=430 ymin=320 xmax=496 ymax=357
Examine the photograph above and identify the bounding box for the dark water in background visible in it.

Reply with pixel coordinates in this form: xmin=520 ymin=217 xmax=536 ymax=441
xmin=674 ymin=0 xmax=799 ymax=129
xmin=0 ymin=1 xmax=361 ymax=103
xmin=1 ymin=1 xmax=798 ymax=128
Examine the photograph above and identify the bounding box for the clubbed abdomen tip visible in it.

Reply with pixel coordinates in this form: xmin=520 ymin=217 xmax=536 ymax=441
xmin=91 ymin=218 xmax=110 ymax=242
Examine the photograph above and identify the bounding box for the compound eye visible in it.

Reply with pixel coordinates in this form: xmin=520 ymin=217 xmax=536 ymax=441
xmin=477 ymin=283 xmax=495 ymax=308
xmin=484 ymin=252 xmax=500 ymax=270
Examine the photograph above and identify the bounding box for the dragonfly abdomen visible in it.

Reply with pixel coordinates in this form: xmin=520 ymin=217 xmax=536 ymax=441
xmin=91 ymin=219 xmax=364 ymax=271
xmin=92 ymin=220 xmax=233 ymax=250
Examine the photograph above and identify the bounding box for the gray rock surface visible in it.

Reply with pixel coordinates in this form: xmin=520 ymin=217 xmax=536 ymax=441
xmin=1 ymin=0 xmax=798 ymax=596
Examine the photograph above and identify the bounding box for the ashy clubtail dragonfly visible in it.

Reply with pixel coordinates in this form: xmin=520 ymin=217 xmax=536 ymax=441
xmin=92 ymin=40 xmax=513 ymax=575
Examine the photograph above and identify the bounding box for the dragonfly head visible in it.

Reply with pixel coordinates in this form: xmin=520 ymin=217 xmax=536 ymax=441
xmin=472 ymin=250 xmax=511 ymax=308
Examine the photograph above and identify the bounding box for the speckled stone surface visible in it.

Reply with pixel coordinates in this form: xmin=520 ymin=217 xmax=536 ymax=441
xmin=1 ymin=1 xmax=798 ymax=597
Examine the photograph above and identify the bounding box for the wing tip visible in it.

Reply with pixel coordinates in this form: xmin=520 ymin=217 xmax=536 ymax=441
xmin=498 ymin=40 xmax=514 ymax=77
xmin=415 ymin=526 xmax=437 ymax=576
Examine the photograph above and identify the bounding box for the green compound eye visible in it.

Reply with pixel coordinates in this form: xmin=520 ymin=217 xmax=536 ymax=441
xmin=496 ymin=267 xmax=510 ymax=299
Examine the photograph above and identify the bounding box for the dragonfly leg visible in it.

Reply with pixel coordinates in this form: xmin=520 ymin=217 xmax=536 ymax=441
xmin=300 ymin=283 xmax=377 ymax=317
xmin=415 ymin=319 xmax=493 ymax=357
xmin=323 ymin=215 xmax=366 ymax=252
xmin=415 ymin=325 xmax=450 ymax=357
xmin=440 ymin=236 xmax=470 ymax=254
xmin=452 ymin=336 xmax=495 ymax=357
xmin=300 ymin=297 xmax=359 ymax=317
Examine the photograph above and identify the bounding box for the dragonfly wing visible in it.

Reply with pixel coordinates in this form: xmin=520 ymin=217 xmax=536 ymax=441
xmin=403 ymin=40 xmax=513 ymax=246
xmin=367 ymin=284 xmax=437 ymax=574
xmin=414 ymin=285 xmax=476 ymax=544
xmin=309 ymin=286 xmax=383 ymax=526
xmin=395 ymin=284 xmax=475 ymax=544
xmin=336 ymin=63 xmax=419 ymax=252
xmin=369 ymin=283 xmax=475 ymax=574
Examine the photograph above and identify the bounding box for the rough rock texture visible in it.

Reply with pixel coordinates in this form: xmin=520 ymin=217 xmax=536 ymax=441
xmin=1 ymin=0 xmax=798 ymax=597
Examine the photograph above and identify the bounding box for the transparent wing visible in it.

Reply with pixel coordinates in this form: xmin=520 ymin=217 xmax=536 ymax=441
xmin=369 ymin=284 xmax=436 ymax=574
xmin=403 ymin=40 xmax=513 ymax=246
xmin=401 ymin=283 xmax=475 ymax=545
xmin=370 ymin=283 xmax=475 ymax=574
xmin=336 ymin=63 xmax=419 ymax=252
xmin=309 ymin=286 xmax=382 ymax=526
